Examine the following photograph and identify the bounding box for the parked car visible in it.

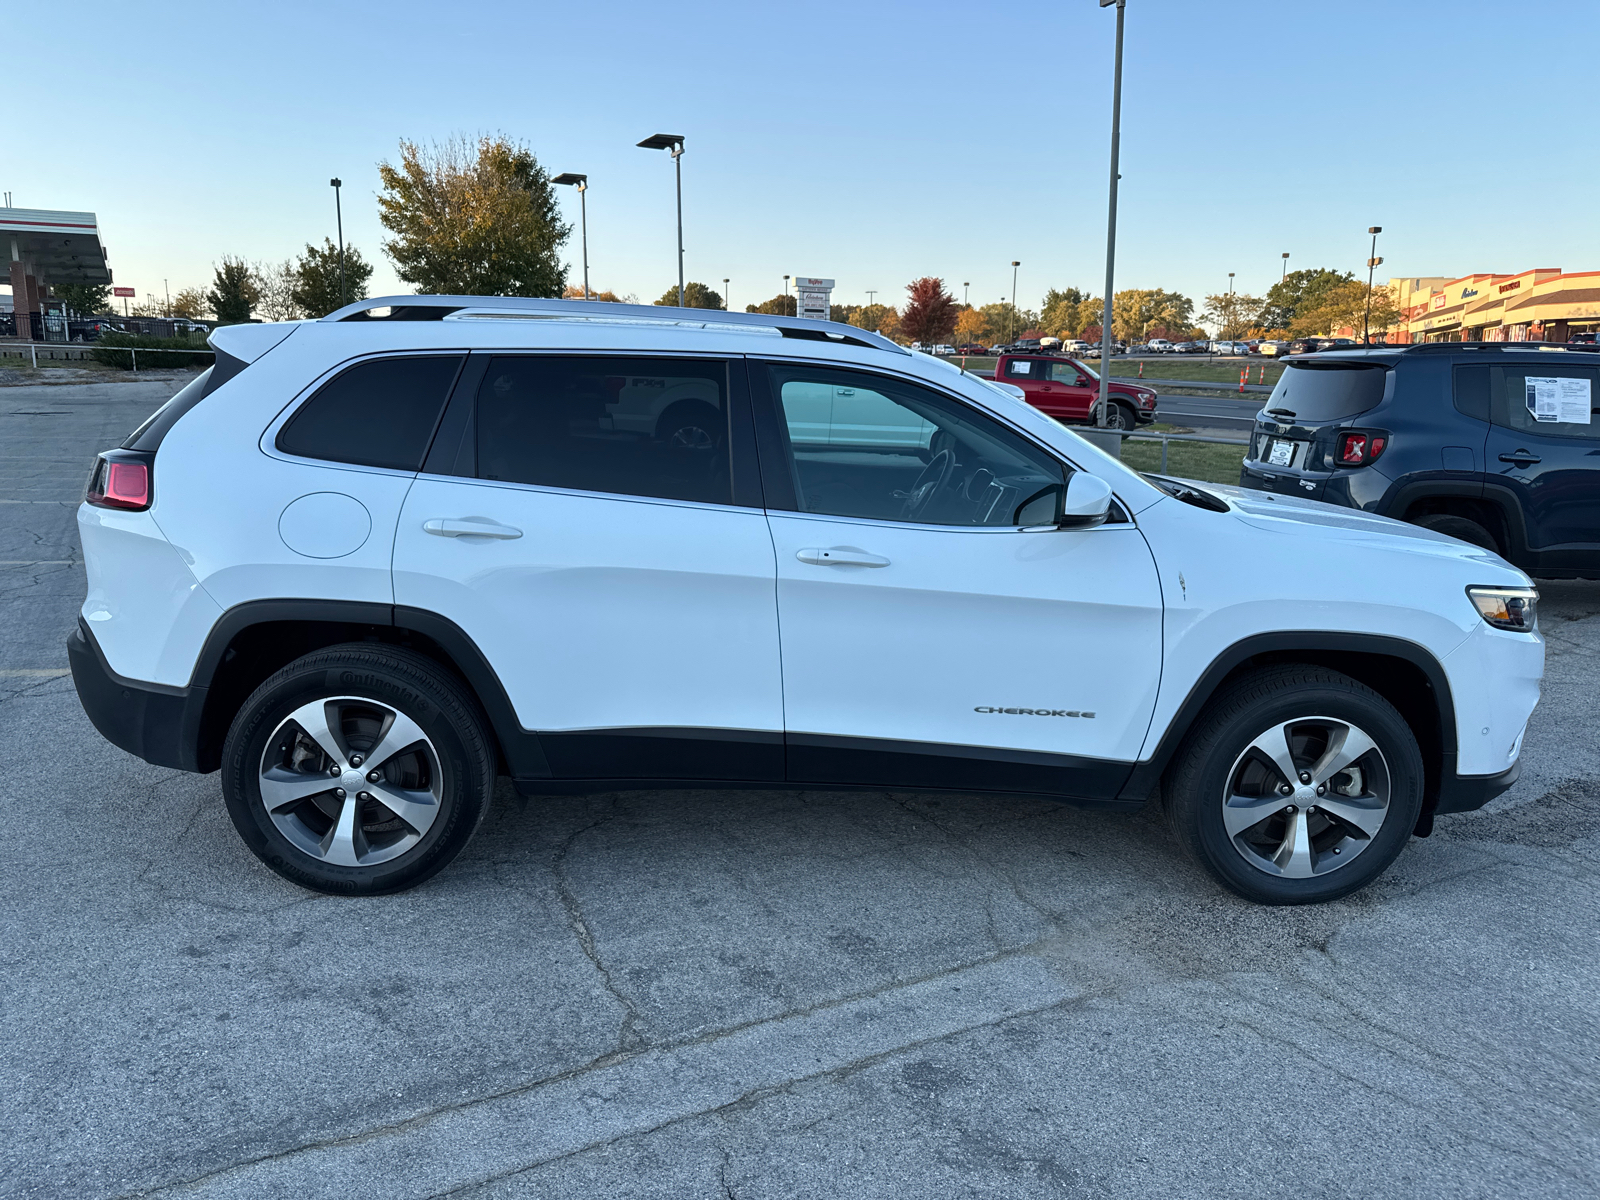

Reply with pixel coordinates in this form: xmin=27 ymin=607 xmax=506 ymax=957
xmin=1258 ymin=340 xmax=1291 ymax=357
xmin=69 ymin=297 xmax=1541 ymax=905
xmin=1239 ymin=342 xmax=1600 ymax=579
xmin=955 ymin=343 xmax=988 ymax=356
xmin=995 ymin=352 xmax=1158 ymax=429
xmin=1146 ymin=339 xmax=1175 ymax=354
xmin=932 ymin=344 xmax=955 ymax=356
xmin=1212 ymin=340 xmax=1251 ymax=356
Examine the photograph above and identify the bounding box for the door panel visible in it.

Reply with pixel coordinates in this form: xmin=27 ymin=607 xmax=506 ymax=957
xmin=1484 ymin=363 xmax=1600 ymax=562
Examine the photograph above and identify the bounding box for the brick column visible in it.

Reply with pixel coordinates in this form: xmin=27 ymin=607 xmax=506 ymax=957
xmin=7 ymin=260 xmax=24 ymax=338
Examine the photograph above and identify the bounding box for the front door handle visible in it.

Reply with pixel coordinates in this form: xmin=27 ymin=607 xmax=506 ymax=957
xmin=423 ymin=518 xmax=523 ymax=539
xmin=796 ymin=547 xmax=890 ymax=567
xmin=1499 ymin=451 xmax=1541 ymax=465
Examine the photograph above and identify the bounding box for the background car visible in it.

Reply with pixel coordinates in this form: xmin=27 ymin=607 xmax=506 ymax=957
xmin=954 ymin=343 xmax=988 ymax=356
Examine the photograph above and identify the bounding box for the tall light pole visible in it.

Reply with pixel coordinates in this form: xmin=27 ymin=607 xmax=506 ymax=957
xmin=637 ymin=134 xmax=686 ymax=306
xmin=1010 ymin=261 xmax=1021 ymax=341
xmin=723 ymin=278 xmax=729 ymax=310
xmin=1281 ymin=251 xmax=1290 ymax=282
xmin=866 ymin=290 xmax=877 ymax=307
xmin=1096 ymin=0 xmax=1127 ymax=428
xmin=963 ymin=281 xmax=970 ymax=308
xmin=330 ymin=178 xmax=345 ymax=307
xmin=552 ymin=174 xmax=590 ymax=299
xmin=1364 ymin=225 xmax=1384 ymax=344
xmin=1226 ymin=272 xmax=1235 ymax=342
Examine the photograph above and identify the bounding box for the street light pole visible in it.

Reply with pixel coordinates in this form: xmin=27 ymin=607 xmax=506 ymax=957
xmin=637 ymin=134 xmax=687 ymax=306
xmin=1010 ymin=261 xmax=1021 ymax=341
xmin=1281 ymin=251 xmax=1290 ymax=282
xmin=1096 ymin=0 xmax=1127 ymax=428
xmin=552 ymin=174 xmax=590 ymax=299
xmin=330 ymin=178 xmax=345 ymax=307
xmin=963 ymin=281 xmax=970 ymax=309
xmin=1364 ymin=225 xmax=1383 ymax=344
xmin=723 ymin=278 xmax=729 ymax=310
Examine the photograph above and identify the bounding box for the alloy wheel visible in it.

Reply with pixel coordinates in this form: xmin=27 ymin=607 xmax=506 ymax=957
xmin=258 ymin=696 xmax=443 ymax=868
xmin=1221 ymin=716 xmax=1391 ymax=879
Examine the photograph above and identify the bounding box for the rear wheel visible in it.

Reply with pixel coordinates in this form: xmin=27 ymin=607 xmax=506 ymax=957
xmin=221 ymin=644 xmax=495 ymax=895
xmin=1163 ymin=665 xmax=1423 ymax=905
xmin=1411 ymin=512 xmax=1500 ymax=555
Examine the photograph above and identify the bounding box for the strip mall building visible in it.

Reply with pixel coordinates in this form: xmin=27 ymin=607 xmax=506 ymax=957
xmin=1386 ymin=269 xmax=1600 ymax=343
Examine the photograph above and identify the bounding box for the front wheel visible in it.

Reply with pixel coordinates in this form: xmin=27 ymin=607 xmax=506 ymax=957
xmin=1163 ymin=665 xmax=1424 ymax=905
xmin=221 ymin=644 xmax=496 ymax=895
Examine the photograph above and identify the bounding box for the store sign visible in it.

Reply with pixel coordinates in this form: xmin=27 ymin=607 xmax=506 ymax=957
xmin=113 ymin=287 xmax=135 ymax=297
xmin=1499 ymin=279 xmax=1522 ymax=294
xmin=1461 ymin=287 xmax=1478 ymax=299
xmin=794 ymin=276 xmax=834 ymax=322
xmin=1432 ymin=293 xmax=1447 ymax=309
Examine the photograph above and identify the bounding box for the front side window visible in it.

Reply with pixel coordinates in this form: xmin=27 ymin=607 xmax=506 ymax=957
xmin=765 ymin=364 xmax=1064 ymax=526
xmin=474 ymin=356 xmax=731 ymax=504
xmin=277 ymin=355 xmax=463 ymax=471
xmin=1489 ymin=363 xmax=1598 ymax=440
xmin=1050 ymin=360 xmax=1090 ymax=384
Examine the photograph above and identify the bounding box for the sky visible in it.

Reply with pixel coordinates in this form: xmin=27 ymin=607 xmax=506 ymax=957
xmin=8 ymin=0 xmax=1599 ymax=319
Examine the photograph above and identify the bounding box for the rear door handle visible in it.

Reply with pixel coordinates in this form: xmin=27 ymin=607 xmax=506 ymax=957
xmin=423 ymin=518 xmax=523 ymax=539
xmin=796 ymin=547 xmax=890 ymax=567
xmin=1499 ymin=451 xmax=1541 ymax=465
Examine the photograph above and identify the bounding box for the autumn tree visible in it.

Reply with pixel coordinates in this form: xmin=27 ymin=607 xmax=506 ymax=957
xmin=207 ymin=256 xmax=261 ymax=325
xmin=1201 ymin=291 xmax=1264 ymax=340
xmin=170 ymin=287 xmax=210 ymax=319
xmin=289 ymin=238 xmax=375 ymax=318
xmin=378 ymin=134 xmax=570 ymax=297
xmin=1258 ymin=268 xmax=1354 ymax=331
xmin=1288 ymin=280 xmax=1401 ymax=339
xmin=1111 ymin=289 xmax=1196 ymax=342
xmin=562 ymin=285 xmax=630 ymax=302
xmin=655 ymin=281 xmax=723 ymax=309
xmin=1041 ymin=287 xmax=1088 ymax=337
xmin=899 ymin=277 xmax=958 ymax=347
xmin=954 ymin=308 xmax=987 ymax=344
xmin=848 ymin=303 xmax=894 ymax=334
xmin=746 ymin=294 xmax=797 ymax=316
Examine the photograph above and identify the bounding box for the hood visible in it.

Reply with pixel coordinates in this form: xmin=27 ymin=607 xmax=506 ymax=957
xmin=1203 ymin=482 xmax=1531 ymax=583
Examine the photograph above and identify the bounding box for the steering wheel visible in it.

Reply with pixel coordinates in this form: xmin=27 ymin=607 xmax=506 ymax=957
xmin=899 ymin=449 xmax=955 ymax=521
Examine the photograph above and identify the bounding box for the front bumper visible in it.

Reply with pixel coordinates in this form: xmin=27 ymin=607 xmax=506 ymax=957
xmin=1435 ymin=757 xmax=1520 ymax=815
xmin=68 ymin=618 xmax=207 ymax=773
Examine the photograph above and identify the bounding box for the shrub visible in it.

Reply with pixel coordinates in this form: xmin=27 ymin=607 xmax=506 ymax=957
xmin=90 ymin=334 xmax=216 ymax=371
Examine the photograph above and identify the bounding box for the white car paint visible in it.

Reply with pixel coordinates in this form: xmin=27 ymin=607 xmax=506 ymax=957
xmin=78 ymin=299 xmax=1543 ymax=790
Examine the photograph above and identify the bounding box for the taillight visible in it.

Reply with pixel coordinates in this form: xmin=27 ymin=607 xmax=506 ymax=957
xmin=85 ymin=452 xmax=153 ymax=511
xmin=1336 ymin=431 xmax=1388 ymax=467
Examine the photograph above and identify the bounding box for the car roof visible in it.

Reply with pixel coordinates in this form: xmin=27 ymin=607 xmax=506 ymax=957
xmin=1285 ymin=343 xmax=1600 ymax=367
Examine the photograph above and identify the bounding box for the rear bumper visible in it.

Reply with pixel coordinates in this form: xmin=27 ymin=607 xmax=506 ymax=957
xmin=1435 ymin=758 xmax=1520 ymax=815
xmin=68 ymin=618 xmax=208 ymax=773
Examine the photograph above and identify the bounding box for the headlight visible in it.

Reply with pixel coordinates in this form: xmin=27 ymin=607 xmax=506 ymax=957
xmin=1467 ymin=586 xmax=1538 ymax=632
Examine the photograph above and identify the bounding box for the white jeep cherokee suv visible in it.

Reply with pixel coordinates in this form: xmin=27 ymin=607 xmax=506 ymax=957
xmin=70 ymin=297 xmax=1543 ymax=904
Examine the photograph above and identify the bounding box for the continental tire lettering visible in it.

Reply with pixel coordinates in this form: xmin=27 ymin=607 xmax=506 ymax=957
xmin=973 ymin=706 xmax=1095 ymax=718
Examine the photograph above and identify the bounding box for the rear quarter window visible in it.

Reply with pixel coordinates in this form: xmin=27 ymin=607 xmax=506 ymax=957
xmin=1488 ymin=362 xmax=1599 ymax=440
xmin=277 ymin=355 xmax=464 ymax=471
xmin=1264 ymin=363 xmax=1388 ymax=423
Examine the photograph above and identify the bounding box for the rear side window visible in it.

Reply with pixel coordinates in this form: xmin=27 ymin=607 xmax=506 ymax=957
xmin=277 ymin=355 xmax=463 ymax=470
xmin=1002 ymin=359 xmax=1036 ymax=378
xmin=474 ymin=356 xmax=731 ymax=505
xmin=1453 ymin=365 xmax=1490 ymax=421
xmin=1488 ymin=363 xmax=1599 ymax=440
xmin=1264 ymin=363 xmax=1388 ymax=423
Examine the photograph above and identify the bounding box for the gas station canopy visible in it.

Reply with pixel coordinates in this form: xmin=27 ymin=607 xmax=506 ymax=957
xmin=3 ymin=207 xmax=110 ymax=285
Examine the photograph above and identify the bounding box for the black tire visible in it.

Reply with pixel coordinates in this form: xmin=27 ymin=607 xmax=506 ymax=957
xmin=1411 ymin=512 xmax=1500 ymax=555
xmin=1102 ymin=402 xmax=1135 ymax=431
xmin=1162 ymin=664 xmax=1424 ymax=905
xmin=655 ymin=401 xmax=722 ymax=451
xmin=221 ymin=644 xmax=496 ymax=895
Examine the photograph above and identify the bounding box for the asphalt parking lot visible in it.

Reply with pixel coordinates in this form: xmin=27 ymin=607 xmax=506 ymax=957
xmin=3 ymin=375 xmax=1597 ymax=1199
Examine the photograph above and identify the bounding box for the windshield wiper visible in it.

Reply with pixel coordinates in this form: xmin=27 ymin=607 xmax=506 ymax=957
xmin=1144 ymin=474 xmax=1230 ymax=512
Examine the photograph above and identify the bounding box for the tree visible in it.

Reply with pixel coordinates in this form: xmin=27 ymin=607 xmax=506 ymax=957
xmin=254 ymin=260 xmax=301 ymax=323
xmin=1041 ymin=287 xmax=1088 ymax=337
xmin=377 ymin=134 xmax=571 ymax=297
xmin=52 ymin=282 xmax=112 ymax=317
xmin=877 ymin=308 xmax=903 ymax=342
xmin=1259 ymin=268 xmax=1355 ymax=332
xmin=1289 ymin=280 xmax=1401 ymax=339
xmin=170 ymin=287 xmax=210 ymax=319
xmin=745 ymin=294 xmax=797 ymax=316
xmin=899 ymin=277 xmax=958 ymax=346
xmin=954 ymin=308 xmax=987 ymax=344
xmin=206 ymin=256 xmax=261 ymax=325
xmin=1200 ymin=291 xmax=1264 ymax=340
xmin=849 ymin=303 xmax=895 ymax=334
xmin=828 ymin=303 xmax=859 ymax=327
xmin=654 ymin=281 xmax=724 ymax=309
xmin=1110 ymin=288 xmax=1196 ymax=341
xmin=562 ymin=285 xmax=630 ymax=303
xmin=290 ymin=238 xmax=375 ymax=318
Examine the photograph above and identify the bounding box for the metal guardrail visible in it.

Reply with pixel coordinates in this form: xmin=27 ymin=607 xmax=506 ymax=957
xmin=1120 ymin=429 xmax=1249 ymax=474
xmin=4 ymin=342 xmax=215 ymax=370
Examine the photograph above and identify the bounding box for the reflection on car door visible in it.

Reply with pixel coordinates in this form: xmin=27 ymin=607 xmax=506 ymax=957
xmin=752 ymin=360 xmax=1164 ymax=798
xmin=392 ymin=353 xmax=783 ymax=782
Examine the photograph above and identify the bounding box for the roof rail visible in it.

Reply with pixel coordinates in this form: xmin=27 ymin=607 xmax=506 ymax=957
xmin=1399 ymin=340 xmax=1599 ymax=353
xmin=322 ymin=294 xmax=910 ymax=355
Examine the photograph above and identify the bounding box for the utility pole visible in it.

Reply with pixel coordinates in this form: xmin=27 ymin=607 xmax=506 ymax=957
xmin=723 ymin=278 xmax=729 ymax=310
xmin=1010 ymin=261 xmax=1021 ymax=341
xmin=163 ymin=279 xmax=170 ymax=318
xmin=1364 ymin=226 xmax=1384 ymax=344
xmin=963 ymin=281 xmax=970 ymax=308
xmin=1095 ymin=0 xmax=1127 ymax=428
xmin=330 ymin=179 xmax=346 ymax=307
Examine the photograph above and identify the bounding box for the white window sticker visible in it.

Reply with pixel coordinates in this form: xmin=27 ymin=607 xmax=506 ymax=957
xmin=1011 ymin=361 xmax=1031 ymax=375
xmin=1526 ymin=376 xmax=1592 ymax=424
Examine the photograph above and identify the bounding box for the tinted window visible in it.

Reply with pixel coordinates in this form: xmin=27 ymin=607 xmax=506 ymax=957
xmin=1003 ymin=358 xmax=1037 ymax=379
xmin=123 ymin=366 xmax=213 ymax=451
xmin=1453 ymin=365 xmax=1490 ymax=422
xmin=1263 ymin=363 xmax=1388 ymax=423
xmin=475 ymin=356 xmax=731 ymax=504
xmin=766 ymin=364 xmax=1063 ymax=526
xmin=1489 ymin=363 xmax=1599 ymax=441
xmin=278 ymin=355 xmax=462 ymax=470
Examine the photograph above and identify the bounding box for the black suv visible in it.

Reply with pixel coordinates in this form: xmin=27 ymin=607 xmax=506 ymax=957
xmin=1238 ymin=343 xmax=1600 ymax=579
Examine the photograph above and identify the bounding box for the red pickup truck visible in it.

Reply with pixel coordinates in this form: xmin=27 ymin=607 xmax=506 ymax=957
xmin=993 ymin=353 xmax=1158 ymax=429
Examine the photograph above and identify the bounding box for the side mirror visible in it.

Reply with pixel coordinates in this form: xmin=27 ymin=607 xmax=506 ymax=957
xmin=1013 ymin=473 xmax=1113 ymax=529
xmin=1075 ymin=375 xmax=1091 ymax=388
